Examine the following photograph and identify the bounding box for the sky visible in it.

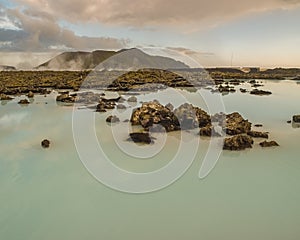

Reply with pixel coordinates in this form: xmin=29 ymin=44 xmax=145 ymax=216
xmin=0 ymin=0 xmax=300 ymax=68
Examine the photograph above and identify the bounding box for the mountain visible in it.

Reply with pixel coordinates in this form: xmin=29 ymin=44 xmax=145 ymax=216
xmin=36 ymin=48 xmax=189 ymax=70
xmin=36 ymin=50 xmax=116 ymax=70
xmin=0 ymin=65 xmax=16 ymax=71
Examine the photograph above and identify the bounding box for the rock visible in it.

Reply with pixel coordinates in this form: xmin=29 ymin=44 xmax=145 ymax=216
xmin=287 ymin=120 xmax=292 ymax=124
xmin=250 ymin=89 xmax=272 ymax=95
xmin=252 ymin=83 xmax=263 ymax=88
xmin=75 ymin=92 xmax=103 ymax=104
xmin=174 ymin=103 xmax=211 ymax=129
xmin=240 ymin=88 xmax=247 ymax=93
xmin=247 ymin=131 xmax=268 ymax=139
xmin=259 ymin=141 xmax=279 ymax=147
xmin=116 ymin=104 xmax=126 ymax=110
xmin=56 ymin=94 xmax=75 ymax=103
xmin=211 ymin=112 xmax=226 ymax=125
xmin=223 ymin=135 xmax=254 ymax=151
xmin=106 ymin=115 xmax=120 ymax=123
xmin=127 ymin=96 xmax=137 ymax=102
xmin=165 ymin=103 xmax=174 ymax=111
xmin=129 ymin=132 xmax=153 ymax=144
xmin=18 ymin=99 xmax=30 ymax=104
xmin=0 ymin=94 xmax=13 ymax=100
xmin=218 ymin=85 xmax=236 ymax=93
xmin=254 ymin=124 xmax=263 ymax=127
xmin=41 ymin=139 xmax=50 ymax=148
xmin=131 ymin=101 xmax=180 ymax=132
xmin=27 ymin=91 xmax=34 ymax=98
xmin=199 ymin=125 xmax=222 ymax=137
xmin=107 ymin=69 xmax=192 ymax=91
xmin=101 ymin=96 xmax=121 ymax=103
xmin=292 ymin=115 xmax=300 ymax=123
xmin=95 ymin=99 xmax=116 ymax=112
xmin=225 ymin=112 xmax=252 ymax=135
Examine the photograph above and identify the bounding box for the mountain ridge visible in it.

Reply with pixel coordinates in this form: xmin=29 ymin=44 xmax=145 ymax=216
xmin=36 ymin=48 xmax=189 ymax=70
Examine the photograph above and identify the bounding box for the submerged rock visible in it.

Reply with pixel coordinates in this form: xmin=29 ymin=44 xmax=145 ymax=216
xmin=41 ymin=139 xmax=50 ymax=148
xmin=259 ymin=141 xmax=279 ymax=147
xmin=223 ymin=135 xmax=254 ymax=151
xmin=0 ymin=94 xmax=13 ymax=100
xmin=95 ymin=99 xmax=117 ymax=112
xmin=18 ymin=99 xmax=30 ymax=104
xmin=116 ymin=104 xmax=126 ymax=110
xmin=250 ymin=89 xmax=272 ymax=95
xmin=127 ymin=96 xmax=137 ymax=102
xmin=56 ymin=94 xmax=76 ymax=103
xmin=27 ymin=91 xmax=34 ymax=98
xmin=128 ymin=132 xmax=153 ymax=144
xmin=106 ymin=115 xmax=120 ymax=123
xmin=247 ymin=131 xmax=269 ymax=139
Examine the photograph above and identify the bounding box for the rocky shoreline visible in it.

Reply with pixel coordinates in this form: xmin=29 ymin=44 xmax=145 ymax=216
xmin=0 ymin=69 xmax=284 ymax=97
xmin=125 ymin=100 xmax=279 ymax=150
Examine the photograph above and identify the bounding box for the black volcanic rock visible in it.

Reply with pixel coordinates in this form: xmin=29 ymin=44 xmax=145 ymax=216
xmin=259 ymin=141 xmax=279 ymax=147
xmin=293 ymin=115 xmax=300 ymax=123
xmin=225 ymin=112 xmax=252 ymax=135
xmin=106 ymin=115 xmax=120 ymax=123
xmin=223 ymin=135 xmax=254 ymax=151
xmin=250 ymin=89 xmax=272 ymax=95
xmin=41 ymin=139 xmax=50 ymax=148
xmin=56 ymin=94 xmax=76 ymax=103
xmin=129 ymin=132 xmax=153 ymax=144
xmin=18 ymin=99 xmax=30 ymax=104
xmin=247 ymin=131 xmax=269 ymax=139
xmin=130 ymin=101 xmax=180 ymax=132
xmin=108 ymin=69 xmax=192 ymax=91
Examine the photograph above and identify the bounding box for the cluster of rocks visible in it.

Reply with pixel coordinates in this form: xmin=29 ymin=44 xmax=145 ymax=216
xmin=126 ymin=100 xmax=279 ymax=150
xmin=250 ymin=89 xmax=272 ymax=96
xmin=56 ymin=93 xmax=76 ymax=103
xmin=96 ymin=97 xmax=120 ymax=112
xmin=1 ymin=87 xmax=51 ymax=96
xmin=107 ymin=69 xmax=193 ymax=91
xmin=210 ymin=78 xmax=272 ymax=96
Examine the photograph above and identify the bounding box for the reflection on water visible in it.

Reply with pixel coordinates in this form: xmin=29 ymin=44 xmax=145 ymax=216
xmin=0 ymin=80 xmax=300 ymax=240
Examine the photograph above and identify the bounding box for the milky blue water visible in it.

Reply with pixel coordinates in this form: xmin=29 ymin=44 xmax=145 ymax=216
xmin=0 ymin=80 xmax=300 ymax=240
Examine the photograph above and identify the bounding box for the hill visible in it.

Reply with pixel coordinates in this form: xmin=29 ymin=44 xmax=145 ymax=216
xmin=36 ymin=48 xmax=189 ymax=70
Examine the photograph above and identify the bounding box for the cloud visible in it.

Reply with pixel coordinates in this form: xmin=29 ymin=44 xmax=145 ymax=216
xmin=0 ymin=6 xmax=129 ymax=51
xmin=13 ymin=0 xmax=300 ymax=28
xmin=166 ymin=47 xmax=214 ymax=56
